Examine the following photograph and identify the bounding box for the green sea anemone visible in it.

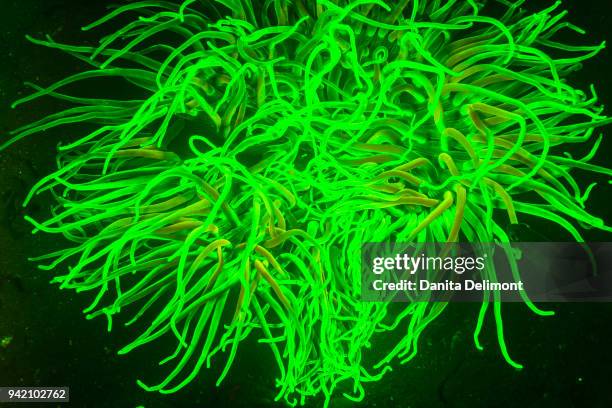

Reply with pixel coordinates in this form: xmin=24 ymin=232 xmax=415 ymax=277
xmin=3 ymin=0 xmax=611 ymax=406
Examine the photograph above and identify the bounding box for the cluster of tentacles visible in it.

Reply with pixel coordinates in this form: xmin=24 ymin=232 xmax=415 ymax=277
xmin=3 ymin=0 xmax=611 ymax=406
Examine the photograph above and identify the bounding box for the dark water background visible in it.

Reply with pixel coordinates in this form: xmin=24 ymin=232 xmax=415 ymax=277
xmin=0 ymin=0 xmax=611 ymax=407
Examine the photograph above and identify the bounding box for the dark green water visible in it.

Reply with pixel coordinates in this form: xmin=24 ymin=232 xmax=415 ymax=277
xmin=0 ymin=1 xmax=611 ymax=407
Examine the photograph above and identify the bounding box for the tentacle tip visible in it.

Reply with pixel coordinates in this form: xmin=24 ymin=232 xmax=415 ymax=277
xmin=136 ymin=380 xmax=151 ymax=391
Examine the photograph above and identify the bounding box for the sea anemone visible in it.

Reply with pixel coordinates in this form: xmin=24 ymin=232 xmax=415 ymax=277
xmin=3 ymin=0 xmax=611 ymax=406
